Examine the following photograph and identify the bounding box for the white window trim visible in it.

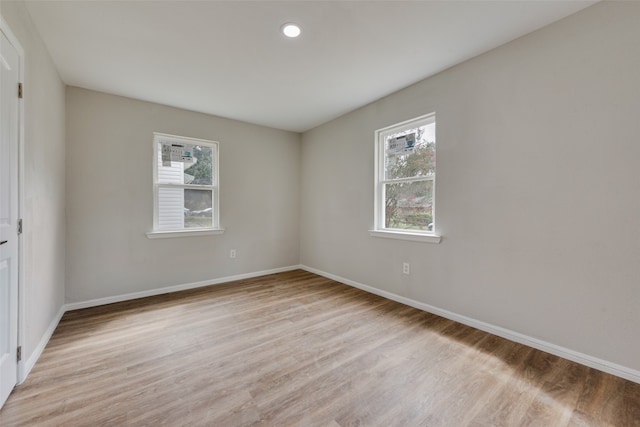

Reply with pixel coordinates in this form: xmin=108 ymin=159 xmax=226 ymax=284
xmin=146 ymin=229 xmax=224 ymax=239
xmin=148 ymin=132 xmax=224 ymax=238
xmin=368 ymin=229 xmax=441 ymax=244
xmin=371 ymin=113 xmax=441 ymax=244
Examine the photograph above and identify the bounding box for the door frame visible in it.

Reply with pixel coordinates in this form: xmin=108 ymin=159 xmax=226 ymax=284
xmin=0 ymin=16 xmax=26 ymax=384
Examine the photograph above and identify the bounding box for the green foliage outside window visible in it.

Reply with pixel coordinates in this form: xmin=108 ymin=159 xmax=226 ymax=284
xmin=385 ymin=126 xmax=435 ymax=230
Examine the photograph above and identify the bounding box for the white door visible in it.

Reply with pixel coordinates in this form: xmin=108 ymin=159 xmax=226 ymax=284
xmin=0 ymin=28 xmax=20 ymax=409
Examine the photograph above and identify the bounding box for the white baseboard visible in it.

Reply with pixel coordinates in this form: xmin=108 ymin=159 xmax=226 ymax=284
xmin=21 ymin=264 xmax=640 ymax=386
xmin=300 ymin=265 xmax=640 ymax=385
xmin=18 ymin=305 xmax=65 ymax=384
xmin=65 ymin=265 xmax=302 ymax=311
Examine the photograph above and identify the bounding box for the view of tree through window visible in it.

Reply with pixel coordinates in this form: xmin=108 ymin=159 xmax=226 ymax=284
xmin=183 ymin=145 xmax=214 ymax=228
xmin=184 ymin=145 xmax=212 ymax=185
xmin=385 ymin=125 xmax=435 ymax=230
xmin=376 ymin=115 xmax=436 ymax=232
xmin=153 ymin=133 xmax=219 ymax=232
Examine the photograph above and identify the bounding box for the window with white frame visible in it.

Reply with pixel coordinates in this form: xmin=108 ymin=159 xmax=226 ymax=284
xmin=373 ymin=113 xmax=437 ymax=240
xmin=151 ymin=133 xmax=220 ymax=233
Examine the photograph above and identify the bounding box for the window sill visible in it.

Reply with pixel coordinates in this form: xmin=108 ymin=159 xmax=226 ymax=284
xmin=146 ymin=228 xmax=225 ymax=239
xmin=369 ymin=229 xmax=442 ymax=244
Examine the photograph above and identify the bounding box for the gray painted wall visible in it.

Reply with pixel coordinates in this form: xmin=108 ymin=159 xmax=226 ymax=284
xmin=300 ymin=2 xmax=640 ymax=372
xmin=65 ymin=87 xmax=300 ymax=302
xmin=4 ymin=0 xmax=639 ymax=384
xmin=1 ymin=1 xmax=66 ymax=366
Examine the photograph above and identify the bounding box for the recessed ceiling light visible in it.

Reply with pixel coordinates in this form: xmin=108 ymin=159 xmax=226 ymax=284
xmin=281 ymin=23 xmax=301 ymax=38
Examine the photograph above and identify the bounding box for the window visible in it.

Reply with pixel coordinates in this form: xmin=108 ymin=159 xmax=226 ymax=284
xmin=371 ymin=113 xmax=440 ymax=243
xmin=148 ymin=133 xmax=222 ymax=238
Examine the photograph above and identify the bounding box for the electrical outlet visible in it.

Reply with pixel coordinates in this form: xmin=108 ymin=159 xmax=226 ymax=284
xmin=230 ymin=249 xmax=236 ymax=259
xmin=402 ymin=262 xmax=410 ymax=275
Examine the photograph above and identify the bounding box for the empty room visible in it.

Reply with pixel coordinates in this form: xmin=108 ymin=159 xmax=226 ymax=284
xmin=0 ymin=0 xmax=639 ymax=425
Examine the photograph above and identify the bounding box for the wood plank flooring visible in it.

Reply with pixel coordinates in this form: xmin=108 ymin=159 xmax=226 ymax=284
xmin=1 ymin=270 xmax=638 ymax=426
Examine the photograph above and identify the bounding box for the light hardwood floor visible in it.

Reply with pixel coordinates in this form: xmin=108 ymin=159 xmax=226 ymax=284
xmin=1 ymin=270 xmax=638 ymax=426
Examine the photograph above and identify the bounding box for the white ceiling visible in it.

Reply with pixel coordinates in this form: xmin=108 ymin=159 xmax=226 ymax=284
xmin=25 ymin=1 xmax=596 ymax=133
